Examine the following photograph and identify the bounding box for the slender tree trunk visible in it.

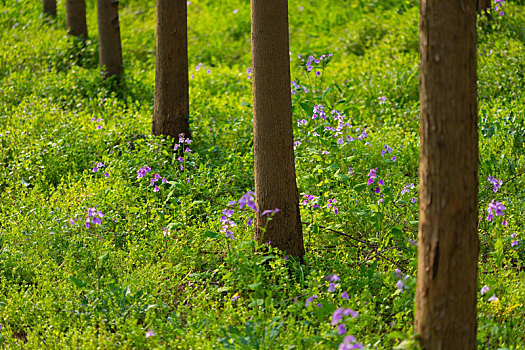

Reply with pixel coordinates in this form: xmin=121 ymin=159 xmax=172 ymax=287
xmin=97 ymin=0 xmax=123 ymax=78
xmin=251 ymin=0 xmax=304 ymax=259
xmin=415 ymin=0 xmax=479 ymax=348
xmin=43 ymin=0 xmax=57 ymax=18
xmin=152 ymin=0 xmax=191 ymax=140
xmin=66 ymin=0 xmax=88 ymax=40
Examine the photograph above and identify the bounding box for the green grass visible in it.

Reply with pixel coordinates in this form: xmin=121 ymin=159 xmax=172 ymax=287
xmin=1 ymin=0 xmax=524 ymax=348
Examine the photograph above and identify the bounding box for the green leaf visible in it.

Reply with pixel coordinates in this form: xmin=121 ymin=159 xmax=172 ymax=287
xmin=353 ymin=183 xmax=367 ymax=192
xmin=69 ymin=276 xmax=87 ymax=288
xmin=203 ymin=230 xmax=220 ymax=239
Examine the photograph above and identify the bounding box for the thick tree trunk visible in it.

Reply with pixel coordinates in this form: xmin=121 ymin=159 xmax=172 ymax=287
xmin=152 ymin=0 xmax=191 ymax=140
xmin=96 ymin=0 xmax=123 ymax=78
xmin=415 ymin=0 xmax=479 ymax=349
xmin=66 ymin=0 xmax=88 ymax=40
xmin=251 ymin=0 xmax=304 ymax=259
xmin=43 ymin=0 xmax=57 ymax=18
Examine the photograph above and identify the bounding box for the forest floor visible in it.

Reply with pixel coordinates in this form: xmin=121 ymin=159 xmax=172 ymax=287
xmin=1 ymin=0 xmax=524 ymax=348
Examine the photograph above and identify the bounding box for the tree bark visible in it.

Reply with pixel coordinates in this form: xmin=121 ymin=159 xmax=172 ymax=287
xmin=66 ymin=0 xmax=88 ymax=40
xmin=251 ymin=0 xmax=304 ymax=259
xmin=97 ymin=0 xmax=123 ymax=78
xmin=43 ymin=0 xmax=57 ymax=18
xmin=415 ymin=0 xmax=479 ymax=349
xmin=152 ymin=0 xmax=191 ymax=140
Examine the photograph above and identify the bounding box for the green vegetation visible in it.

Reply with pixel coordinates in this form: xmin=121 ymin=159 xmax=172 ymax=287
xmin=1 ymin=0 xmax=524 ymax=348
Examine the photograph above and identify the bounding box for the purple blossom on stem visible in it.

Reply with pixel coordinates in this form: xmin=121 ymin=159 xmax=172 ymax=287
xmin=486 ymin=200 xmax=506 ymax=221
xmin=488 ymin=176 xmax=503 ymax=193
xmin=305 ymin=295 xmax=318 ymax=307
xmin=480 ymin=286 xmax=490 ymax=295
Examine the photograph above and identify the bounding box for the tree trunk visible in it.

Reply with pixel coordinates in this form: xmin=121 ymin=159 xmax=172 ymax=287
xmin=251 ymin=0 xmax=304 ymax=259
xmin=43 ymin=0 xmax=57 ymax=18
xmin=66 ymin=0 xmax=88 ymax=40
xmin=152 ymin=0 xmax=191 ymax=140
xmin=415 ymin=0 xmax=479 ymax=349
xmin=96 ymin=0 xmax=123 ymax=78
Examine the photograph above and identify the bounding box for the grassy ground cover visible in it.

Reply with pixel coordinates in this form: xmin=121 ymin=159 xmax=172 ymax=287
xmin=0 ymin=0 xmax=524 ymax=348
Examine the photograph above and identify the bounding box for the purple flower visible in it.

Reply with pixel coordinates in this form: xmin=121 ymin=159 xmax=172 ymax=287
xmin=247 ymin=217 xmax=253 ymax=226
xmin=262 ymin=208 xmax=279 ymax=216
xmin=341 ymin=291 xmax=349 ymax=300
xmin=145 ymin=329 xmax=155 ymax=338
xmin=92 ymin=162 xmax=104 ymax=172
xmin=328 ymin=283 xmax=337 ymax=292
xmin=367 ymin=168 xmax=377 ymax=185
xmin=305 ymin=295 xmax=318 ymax=307
xmin=104 ymin=172 xmax=109 ymax=177
xmin=488 ymin=176 xmax=502 ymax=192
xmin=502 ymin=220 xmax=508 ymax=226
xmin=488 ymin=295 xmax=499 ymax=302
xmin=331 ymin=308 xmax=358 ymax=326
xmin=480 ymin=286 xmax=490 ymax=295
xmin=222 ymin=209 xmax=234 ymax=218
xmin=316 ymin=71 xmax=321 ymax=76
xmin=396 ymin=280 xmax=405 ymax=291
xmin=487 ymin=200 xmax=506 ymax=221
xmin=326 ymin=274 xmax=340 ymax=282
xmin=174 ymin=144 xmax=180 ymax=151
xmin=379 ymin=96 xmax=387 ymax=104
xmin=232 ymin=294 xmax=240 ymax=301
xmin=153 ymin=185 xmax=159 ymax=192
xmin=337 ymin=323 xmax=347 ymax=335
xmin=225 ymin=231 xmax=235 ymax=239
xmin=411 ymin=197 xmax=417 ymax=204
xmin=162 ymin=177 xmax=167 ymax=184
xmin=391 ymin=155 xmax=397 ymax=162
xmin=239 ymin=191 xmax=258 ymax=211
xmin=375 ymin=187 xmax=380 ymax=194
xmin=178 ymin=157 xmax=184 ymax=162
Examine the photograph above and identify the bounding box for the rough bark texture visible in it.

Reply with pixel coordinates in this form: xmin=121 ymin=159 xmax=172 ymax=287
xmin=43 ymin=0 xmax=57 ymax=18
xmin=415 ymin=0 xmax=479 ymax=349
xmin=251 ymin=0 xmax=304 ymax=259
xmin=152 ymin=0 xmax=191 ymax=140
xmin=97 ymin=0 xmax=123 ymax=78
xmin=66 ymin=0 xmax=88 ymax=40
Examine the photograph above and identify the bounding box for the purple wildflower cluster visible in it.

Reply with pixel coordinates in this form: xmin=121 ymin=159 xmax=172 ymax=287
xmin=488 ymin=176 xmax=502 ymax=193
xmin=481 ymin=285 xmax=499 ymax=303
xmin=90 ymin=116 xmax=104 ymax=130
xmin=85 ymin=207 xmax=104 ymax=228
xmin=486 ymin=199 xmax=506 ymax=222
xmin=494 ymin=0 xmax=505 ymax=16
xmin=511 ymin=232 xmax=518 ymax=247
xmin=219 ymin=191 xmax=279 ymax=239
xmin=381 ymin=144 xmax=396 ymax=162
xmin=327 ymin=198 xmax=339 ymax=214
xmin=220 ymin=208 xmax=236 ymax=239
xmin=300 ymin=53 xmax=333 ymax=74
xmin=394 ymin=269 xmax=410 ymax=293
xmin=246 ymin=67 xmax=253 ymax=80
xmin=190 ymin=62 xmax=211 ymax=79
xmin=305 ymin=274 xmax=362 ymax=348
xmin=339 ymin=335 xmax=363 ymax=350
xmin=301 ymin=194 xmax=320 ymax=208
xmin=400 ymin=183 xmax=417 ymax=204
xmin=174 ymin=133 xmax=192 ymax=170
xmin=92 ymin=162 xmax=109 ymax=177
xmin=137 ymin=165 xmax=167 ymax=192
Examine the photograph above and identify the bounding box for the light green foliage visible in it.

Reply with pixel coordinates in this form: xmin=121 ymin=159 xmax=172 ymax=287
xmin=0 ymin=0 xmax=524 ymax=348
